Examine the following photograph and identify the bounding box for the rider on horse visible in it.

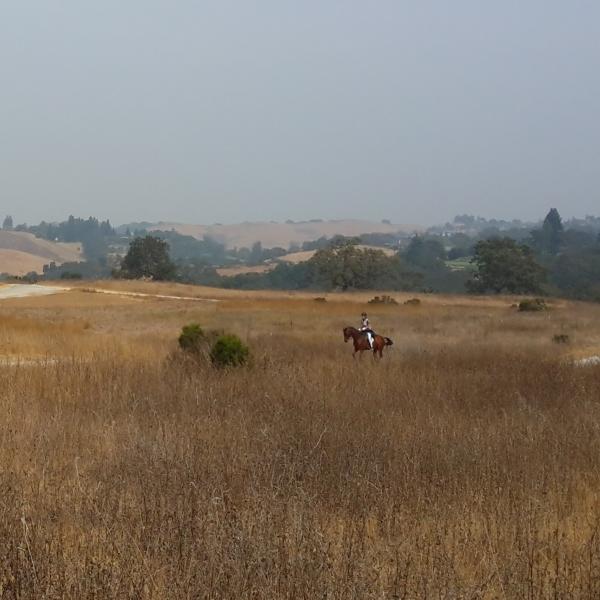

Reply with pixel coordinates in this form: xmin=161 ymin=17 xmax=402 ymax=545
xmin=359 ymin=312 xmax=374 ymax=348
xmin=343 ymin=318 xmax=393 ymax=358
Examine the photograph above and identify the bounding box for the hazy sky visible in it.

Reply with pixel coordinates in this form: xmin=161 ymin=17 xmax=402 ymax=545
xmin=1 ymin=2 xmax=599 ymax=226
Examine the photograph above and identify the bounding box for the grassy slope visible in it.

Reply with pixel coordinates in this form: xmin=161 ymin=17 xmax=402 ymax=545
xmin=0 ymin=230 xmax=82 ymax=275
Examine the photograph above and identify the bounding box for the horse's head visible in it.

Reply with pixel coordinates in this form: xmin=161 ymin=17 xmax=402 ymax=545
xmin=343 ymin=326 xmax=352 ymax=343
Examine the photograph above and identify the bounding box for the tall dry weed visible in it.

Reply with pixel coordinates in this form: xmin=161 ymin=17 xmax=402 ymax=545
xmin=0 ymin=290 xmax=599 ymax=597
xmin=0 ymin=347 xmax=597 ymax=597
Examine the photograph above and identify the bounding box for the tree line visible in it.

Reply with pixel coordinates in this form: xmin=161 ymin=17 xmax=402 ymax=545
xmin=6 ymin=209 xmax=600 ymax=301
xmin=109 ymin=208 xmax=600 ymax=301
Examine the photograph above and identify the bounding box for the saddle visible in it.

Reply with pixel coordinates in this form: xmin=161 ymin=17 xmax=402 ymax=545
xmin=361 ymin=329 xmax=375 ymax=347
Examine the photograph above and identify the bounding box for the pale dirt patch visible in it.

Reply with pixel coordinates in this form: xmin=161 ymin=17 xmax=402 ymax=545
xmin=0 ymin=283 xmax=219 ymax=303
xmin=216 ymin=264 xmax=274 ymax=276
xmin=0 ymin=284 xmax=70 ymax=299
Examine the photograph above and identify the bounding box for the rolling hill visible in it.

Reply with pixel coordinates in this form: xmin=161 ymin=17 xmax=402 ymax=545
xmin=0 ymin=231 xmax=83 ymax=276
xmin=145 ymin=219 xmax=421 ymax=249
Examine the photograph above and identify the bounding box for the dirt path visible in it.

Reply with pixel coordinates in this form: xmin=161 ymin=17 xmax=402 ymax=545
xmin=0 ymin=284 xmax=70 ymax=299
xmin=0 ymin=283 xmax=219 ymax=303
xmin=81 ymin=287 xmax=219 ymax=302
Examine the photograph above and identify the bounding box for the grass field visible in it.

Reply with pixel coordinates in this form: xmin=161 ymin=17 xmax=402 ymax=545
xmin=0 ymin=282 xmax=600 ymax=597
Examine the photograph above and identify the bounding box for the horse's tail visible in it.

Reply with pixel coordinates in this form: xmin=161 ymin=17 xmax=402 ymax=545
xmin=384 ymin=337 xmax=393 ymax=346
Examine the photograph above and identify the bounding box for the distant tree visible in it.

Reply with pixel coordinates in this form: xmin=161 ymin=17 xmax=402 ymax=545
xmin=152 ymin=230 xmax=226 ymax=264
xmin=329 ymin=235 xmax=360 ymax=249
xmin=176 ymin=258 xmax=222 ymax=286
xmin=234 ymin=246 xmax=251 ymax=261
xmin=42 ymin=259 xmax=111 ymax=280
xmin=447 ymin=246 xmax=470 ymax=260
xmin=549 ymin=243 xmax=600 ymax=300
xmin=302 ymin=236 xmax=329 ymax=251
xmin=403 ymin=236 xmax=446 ymax=269
xmin=118 ymin=236 xmax=177 ymax=280
xmin=309 ymin=242 xmax=419 ymax=291
xmin=3 ymin=215 xmax=13 ymax=230
xmin=23 ymin=215 xmax=115 ymax=260
xmin=248 ymin=241 xmax=263 ymax=265
xmin=531 ymin=208 xmax=564 ymax=256
xmin=359 ymin=231 xmax=400 ymax=247
xmin=468 ymin=238 xmax=545 ymax=294
xmin=560 ymin=229 xmax=597 ymax=251
xmin=262 ymin=246 xmax=287 ymax=260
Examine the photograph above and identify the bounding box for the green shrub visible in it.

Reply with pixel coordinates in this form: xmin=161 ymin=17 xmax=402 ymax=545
xmin=210 ymin=334 xmax=250 ymax=368
xmin=178 ymin=323 xmax=206 ymax=354
xmin=518 ymin=298 xmax=548 ymax=312
xmin=553 ymin=333 xmax=570 ymax=344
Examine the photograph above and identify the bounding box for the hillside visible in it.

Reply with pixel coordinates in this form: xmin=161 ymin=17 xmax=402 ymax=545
xmin=145 ymin=219 xmax=421 ymax=249
xmin=215 ymin=245 xmax=397 ymax=277
xmin=277 ymin=245 xmax=396 ymax=264
xmin=0 ymin=231 xmax=82 ymax=275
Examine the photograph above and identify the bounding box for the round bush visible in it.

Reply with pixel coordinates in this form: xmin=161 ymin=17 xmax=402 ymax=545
xmin=178 ymin=323 xmax=206 ymax=354
xmin=210 ymin=334 xmax=250 ymax=368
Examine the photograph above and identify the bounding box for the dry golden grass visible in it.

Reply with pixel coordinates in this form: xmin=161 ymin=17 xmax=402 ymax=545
xmin=0 ymin=230 xmax=82 ymax=275
xmin=0 ymin=285 xmax=599 ymax=597
xmin=216 ymin=265 xmax=274 ymax=276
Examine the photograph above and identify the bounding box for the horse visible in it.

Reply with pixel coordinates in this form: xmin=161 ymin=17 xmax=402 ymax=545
xmin=343 ymin=326 xmax=393 ymax=359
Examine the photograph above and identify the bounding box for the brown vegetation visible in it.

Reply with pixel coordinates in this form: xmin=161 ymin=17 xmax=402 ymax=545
xmin=0 ymin=286 xmax=599 ymax=597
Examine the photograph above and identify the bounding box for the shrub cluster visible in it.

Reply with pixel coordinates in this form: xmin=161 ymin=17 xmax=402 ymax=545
xmin=178 ymin=324 xmax=250 ymax=368
xmin=368 ymin=295 xmax=398 ymax=305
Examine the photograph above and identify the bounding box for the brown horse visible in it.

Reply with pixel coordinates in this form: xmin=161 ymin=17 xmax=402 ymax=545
xmin=343 ymin=326 xmax=393 ymax=359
